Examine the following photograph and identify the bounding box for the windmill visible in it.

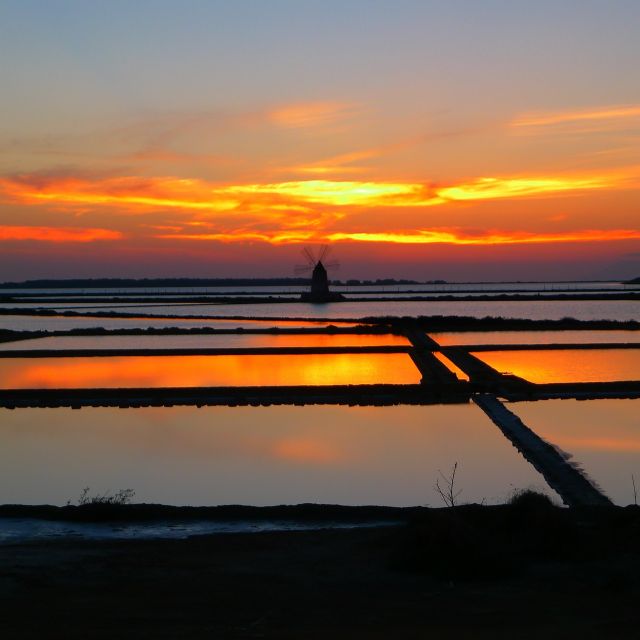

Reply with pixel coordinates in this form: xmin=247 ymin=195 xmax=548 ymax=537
xmin=296 ymin=246 xmax=345 ymax=302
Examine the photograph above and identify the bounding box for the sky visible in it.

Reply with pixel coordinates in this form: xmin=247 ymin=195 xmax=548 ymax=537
xmin=1 ymin=0 xmax=639 ymax=282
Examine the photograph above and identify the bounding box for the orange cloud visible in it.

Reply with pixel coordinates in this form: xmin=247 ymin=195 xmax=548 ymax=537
xmin=511 ymin=104 xmax=640 ymax=130
xmin=156 ymin=231 xmax=317 ymax=243
xmin=2 ymin=170 xmax=639 ymax=251
xmin=157 ymin=228 xmax=640 ymax=246
xmin=268 ymin=101 xmax=358 ymax=128
xmin=0 ymin=225 xmax=122 ymax=242
xmin=0 ymin=175 xmax=239 ymax=212
xmin=435 ymin=175 xmax=623 ymax=201
xmin=327 ymin=229 xmax=640 ymax=245
xmin=288 ymin=149 xmax=381 ymax=175
xmin=3 ymin=170 xmax=632 ymax=215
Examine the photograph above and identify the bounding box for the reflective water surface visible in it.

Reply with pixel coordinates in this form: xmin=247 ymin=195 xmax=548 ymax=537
xmin=0 ymin=405 xmax=554 ymax=506
xmin=0 ymin=315 xmax=359 ymax=332
xmin=0 ymin=333 xmax=408 ymax=351
xmin=0 ymin=281 xmax=627 ymax=296
xmin=0 ymin=353 xmax=420 ymax=388
xmin=433 ymin=352 xmax=470 ymax=380
xmin=0 ymin=518 xmax=387 ymax=544
xmin=431 ymin=330 xmax=640 ymax=346
xmin=472 ymin=350 xmax=640 ymax=383
xmin=514 ymin=400 xmax=640 ymax=505
xmin=2 ymin=298 xmax=637 ymax=326
xmin=18 ymin=299 xmax=635 ymax=321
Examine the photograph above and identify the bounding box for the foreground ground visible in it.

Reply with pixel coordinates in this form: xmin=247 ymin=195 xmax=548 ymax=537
xmin=1 ymin=501 xmax=640 ymax=638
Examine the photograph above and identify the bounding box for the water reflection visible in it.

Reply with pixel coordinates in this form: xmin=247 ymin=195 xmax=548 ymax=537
xmin=433 ymin=352 xmax=469 ymax=380
xmin=514 ymin=400 xmax=640 ymax=505
xmin=0 ymin=405 xmax=553 ymax=506
xmin=57 ymin=300 xmax=638 ymax=321
xmin=0 ymin=353 xmax=420 ymax=388
xmin=431 ymin=330 xmax=640 ymax=346
xmin=0 ymin=333 xmax=408 ymax=351
xmin=472 ymin=350 xmax=640 ymax=383
xmin=0 ymin=315 xmax=358 ymax=332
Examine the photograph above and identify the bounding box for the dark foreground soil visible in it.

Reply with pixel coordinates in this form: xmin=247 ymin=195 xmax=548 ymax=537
xmin=2 ymin=502 xmax=640 ymax=639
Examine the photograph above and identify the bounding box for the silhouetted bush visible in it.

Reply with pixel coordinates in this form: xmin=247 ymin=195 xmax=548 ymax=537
xmin=63 ymin=487 xmax=136 ymax=522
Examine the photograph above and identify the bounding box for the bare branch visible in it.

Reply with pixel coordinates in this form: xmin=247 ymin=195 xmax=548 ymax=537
xmin=434 ymin=462 xmax=462 ymax=507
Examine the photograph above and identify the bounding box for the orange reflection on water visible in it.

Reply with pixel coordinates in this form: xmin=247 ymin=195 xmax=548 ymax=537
xmin=431 ymin=330 xmax=640 ymax=347
xmin=515 ymin=399 xmax=640 ymax=505
xmin=549 ymin=436 xmax=640 ymax=453
xmin=473 ymin=349 xmax=640 ymax=383
xmin=0 ymin=353 xmax=420 ymax=389
xmin=0 ymin=333 xmax=407 ymax=351
xmin=433 ymin=352 xmax=469 ymax=381
xmin=271 ymin=438 xmax=344 ymax=464
xmin=0 ymin=405 xmax=554 ymax=506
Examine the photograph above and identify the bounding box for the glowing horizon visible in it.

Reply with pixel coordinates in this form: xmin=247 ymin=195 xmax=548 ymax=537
xmin=1 ymin=1 xmax=639 ymax=280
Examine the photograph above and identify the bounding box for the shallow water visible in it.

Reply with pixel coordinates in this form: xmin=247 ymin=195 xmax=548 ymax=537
xmin=0 ymin=517 xmax=391 ymax=543
xmin=433 ymin=352 xmax=470 ymax=381
xmin=18 ymin=299 xmax=635 ymax=321
xmin=0 ymin=315 xmax=358 ymax=332
xmin=2 ymin=287 xmax=627 ymax=307
xmin=431 ymin=330 xmax=640 ymax=346
xmin=0 ymin=353 xmax=420 ymax=388
xmin=0 ymin=405 xmax=554 ymax=506
xmin=513 ymin=399 xmax=640 ymax=506
xmin=0 ymin=281 xmax=627 ymax=297
xmin=472 ymin=350 xmax=640 ymax=383
xmin=0 ymin=333 xmax=408 ymax=351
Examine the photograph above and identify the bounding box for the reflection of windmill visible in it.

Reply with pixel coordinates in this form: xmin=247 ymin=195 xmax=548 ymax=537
xmin=296 ymin=246 xmax=345 ymax=303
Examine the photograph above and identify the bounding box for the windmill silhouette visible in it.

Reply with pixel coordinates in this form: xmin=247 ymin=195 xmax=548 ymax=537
xmin=296 ymin=246 xmax=345 ymax=303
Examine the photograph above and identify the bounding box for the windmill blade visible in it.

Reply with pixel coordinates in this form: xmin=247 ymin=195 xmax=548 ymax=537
xmin=302 ymin=247 xmax=316 ymax=266
xmin=324 ymin=260 xmax=340 ymax=270
xmin=318 ymin=245 xmax=331 ymax=262
xmin=294 ymin=264 xmax=313 ymax=275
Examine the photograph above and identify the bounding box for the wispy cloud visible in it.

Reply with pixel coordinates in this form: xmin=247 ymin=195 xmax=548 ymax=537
xmin=268 ymin=101 xmax=360 ymax=129
xmin=435 ymin=174 xmax=625 ymax=201
xmin=0 ymin=175 xmax=239 ymax=212
xmin=326 ymin=229 xmax=640 ymax=246
xmin=156 ymin=228 xmax=640 ymax=246
xmin=155 ymin=230 xmax=318 ymax=244
xmin=127 ymin=146 xmax=239 ymax=167
xmin=0 ymin=226 xmax=123 ymax=242
xmin=511 ymin=104 xmax=640 ymax=133
xmin=288 ymin=149 xmax=378 ymax=175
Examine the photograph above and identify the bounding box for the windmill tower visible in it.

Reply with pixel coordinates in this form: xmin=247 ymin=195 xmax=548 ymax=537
xmin=296 ymin=246 xmax=345 ymax=303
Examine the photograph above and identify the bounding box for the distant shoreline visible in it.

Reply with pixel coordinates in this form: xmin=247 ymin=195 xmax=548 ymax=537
xmin=0 ymin=277 xmax=631 ymax=289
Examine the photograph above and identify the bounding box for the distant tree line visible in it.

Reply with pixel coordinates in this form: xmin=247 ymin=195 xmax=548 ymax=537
xmin=0 ymin=277 xmax=433 ymax=289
